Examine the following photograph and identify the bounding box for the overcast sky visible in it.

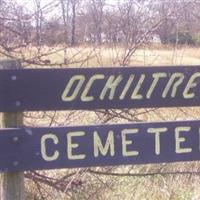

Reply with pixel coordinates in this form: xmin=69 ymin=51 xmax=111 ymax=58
xmin=16 ymin=0 xmax=117 ymax=11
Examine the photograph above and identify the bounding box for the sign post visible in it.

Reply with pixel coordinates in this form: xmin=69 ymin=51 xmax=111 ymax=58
xmin=0 ymin=60 xmax=24 ymax=200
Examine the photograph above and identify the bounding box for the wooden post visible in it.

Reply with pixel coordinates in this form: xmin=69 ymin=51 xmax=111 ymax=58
xmin=0 ymin=60 xmax=25 ymax=200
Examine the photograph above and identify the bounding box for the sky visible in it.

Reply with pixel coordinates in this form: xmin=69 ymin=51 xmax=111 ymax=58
xmin=16 ymin=0 xmax=117 ymax=11
xmin=14 ymin=0 xmax=118 ymax=20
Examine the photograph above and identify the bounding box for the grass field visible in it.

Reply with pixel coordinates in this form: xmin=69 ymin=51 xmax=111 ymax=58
xmin=17 ymin=44 xmax=200 ymax=68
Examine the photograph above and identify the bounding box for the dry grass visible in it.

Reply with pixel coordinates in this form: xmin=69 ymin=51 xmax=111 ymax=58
xmin=2 ymin=44 xmax=200 ymax=67
xmin=11 ymin=44 xmax=200 ymax=68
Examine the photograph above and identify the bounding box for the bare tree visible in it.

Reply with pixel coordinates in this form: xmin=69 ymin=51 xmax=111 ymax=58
xmin=70 ymin=0 xmax=78 ymax=46
xmin=60 ymin=0 xmax=69 ymax=64
xmin=87 ymin=0 xmax=106 ymax=44
xmin=34 ymin=0 xmax=43 ymax=47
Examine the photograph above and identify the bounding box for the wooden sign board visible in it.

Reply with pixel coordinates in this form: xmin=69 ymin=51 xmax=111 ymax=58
xmin=1 ymin=66 xmax=200 ymax=112
xmin=1 ymin=120 xmax=200 ymax=172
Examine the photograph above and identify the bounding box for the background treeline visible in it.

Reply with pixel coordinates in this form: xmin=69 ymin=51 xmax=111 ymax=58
xmin=1 ymin=0 xmax=200 ymax=49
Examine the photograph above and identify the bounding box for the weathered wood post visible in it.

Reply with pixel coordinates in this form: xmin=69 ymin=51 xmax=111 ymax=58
xmin=0 ymin=60 xmax=25 ymax=200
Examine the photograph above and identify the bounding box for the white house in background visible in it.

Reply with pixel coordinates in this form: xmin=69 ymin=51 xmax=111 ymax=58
xmin=150 ymin=34 xmax=161 ymax=44
xmin=84 ymin=32 xmax=161 ymax=44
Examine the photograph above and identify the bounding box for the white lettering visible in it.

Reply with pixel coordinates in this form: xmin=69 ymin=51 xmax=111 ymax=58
xmin=183 ymin=72 xmax=200 ymax=99
xmin=162 ymin=73 xmax=184 ymax=98
xmin=175 ymin=127 xmax=192 ymax=154
xmin=100 ymin=75 xmax=123 ymax=100
xmin=119 ymin=74 xmax=135 ymax=100
xmin=67 ymin=131 xmax=86 ymax=160
xmin=146 ymin=73 xmax=167 ymax=99
xmin=131 ymin=74 xmax=145 ymax=99
xmin=41 ymin=134 xmax=59 ymax=161
xmin=81 ymin=74 xmax=105 ymax=102
xmin=147 ymin=127 xmax=167 ymax=155
xmin=61 ymin=75 xmax=85 ymax=102
xmin=93 ymin=131 xmax=115 ymax=157
xmin=122 ymin=129 xmax=139 ymax=157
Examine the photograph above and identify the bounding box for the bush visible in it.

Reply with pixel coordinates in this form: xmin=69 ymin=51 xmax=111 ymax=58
xmin=168 ymin=32 xmax=195 ymax=45
xmin=193 ymin=34 xmax=200 ymax=46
